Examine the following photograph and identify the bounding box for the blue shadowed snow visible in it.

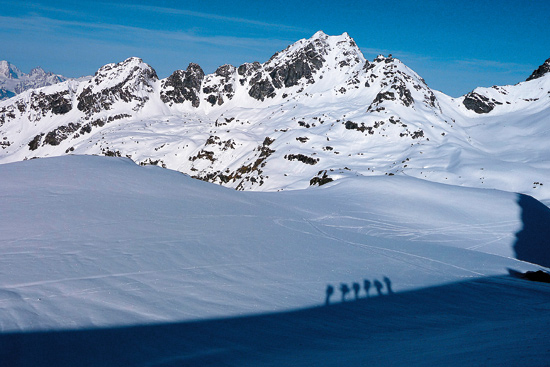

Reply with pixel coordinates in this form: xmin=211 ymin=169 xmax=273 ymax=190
xmin=1 ymin=275 xmax=549 ymax=367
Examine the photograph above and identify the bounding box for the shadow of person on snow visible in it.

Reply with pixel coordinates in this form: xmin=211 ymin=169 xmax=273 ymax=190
xmin=325 ymin=277 xmax=394 ymax=304
xmin=383 ymin=277 xmax=393 ymax=295
xmin=513 ymin=194 xmax=550 ymax=268
xmin=364 ymin=279 xmax=371 ymax=298
xmin=325 ymin=284 xmax=334 ymax=305
xmin=352 ymin=282 xmax=361 ymax=300
xmin=373 ymin=279 xmax=383 ymax=296
xmin=340 ymin=283 xmax=350 ymax=302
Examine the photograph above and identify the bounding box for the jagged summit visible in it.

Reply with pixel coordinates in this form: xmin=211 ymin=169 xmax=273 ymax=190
xmin=526 ymin=57 xmax=550 ymax=81
xmin=77 ymin=57 xmax=158 ymax=116
xmin=91 ymin=57 xmax=158 ymax=85
xmin=157 ymin=31 xmax=373 ymax=108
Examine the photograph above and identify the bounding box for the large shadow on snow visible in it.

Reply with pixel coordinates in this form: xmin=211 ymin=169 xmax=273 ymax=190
xmin=514 ymin=194 xmax=550 ymax=268
xmin=2 ymin=275 xmax=550 ymax=367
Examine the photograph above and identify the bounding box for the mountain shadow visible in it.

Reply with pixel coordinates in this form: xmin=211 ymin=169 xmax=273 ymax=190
xmin=2 ymin=275 xmax=549 ymax=367
xmin=514 ymin=194 xmax=550 ymax=268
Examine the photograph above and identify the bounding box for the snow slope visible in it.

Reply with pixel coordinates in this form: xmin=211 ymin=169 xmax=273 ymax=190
xmin=1 ymin=155 xmax=549 ymax=365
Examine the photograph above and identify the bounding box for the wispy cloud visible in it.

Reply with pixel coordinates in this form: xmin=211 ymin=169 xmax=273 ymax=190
xmin=0 ymin=14 xmax=293 ymax=51
xmin=452 ymin=58 xmax=534 ymax=73
xmin=360 ymin=45 xmax=534 ymax=74
xmin=112 ymin=4 xmax=311 ymax=34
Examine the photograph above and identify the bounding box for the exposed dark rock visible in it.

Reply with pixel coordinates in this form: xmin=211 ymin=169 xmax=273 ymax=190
xmin=0 ymin=106 xmax=16 ymax=126
xmin=248 ymin=74 xmax=276 ymax=101
xmin=24 ymin=91 xmax=72 ymax=116
xmin=140 ymin=158 xmax=166 ymax=168
xmin=77 ymin=114 xmax=131 ymax=136
xmin=262 ymin=137 xmax=275 ymax=146
xmin=201 ymin=65 xmax=235 ymax=106
xmin=80 ymin=124 xmax=92 ymax=135
xmin=206 ymin=95 xmax=217 ymax=106
xmin=284 ymin=153 xmax=319 ymax=165
xmin=160 ymin=63 xmax=205 ymax=107
xmin=310 ymin=170 xmax=333 ymax=186
xmin=16 ymin=101 xmax=26 ymax=113
xmin=267 ymin=42 xmax=325 ymax=89
xmin=237 ymin=62 xmax=261 ymax=77
xmin=463 ymin=92 xmax=495 ymax=114
xmin=215 ymin=64 xmax=235 ymax=79
xmin=424 ymin=90 xmax=438 ymax=108
xmin=370 ymin=91 xmax=396 ymax=108
xmin=526 ymin=57 xmax=550 ymax=81
xmin=189 ymin=149 xmax=216 ymax=162
xmin=345 ymin=120 xmax=363 ymax=132
xmin=393 ymin=84 xmax=414 ymax=107
xmin=102 ymin=149 xmax=121 ymax=157
xmin=207 ymin=137 xmax=275 ymax=189
xmin=43 ymin=122 xmax=82 ymax=146
xmin=411 ymin=130 xmax=424 ymax=139
xmin=28 ymin=134 xmax=43 ymax=151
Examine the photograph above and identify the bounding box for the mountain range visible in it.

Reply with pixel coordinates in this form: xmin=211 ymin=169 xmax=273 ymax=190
xmin=0 ymin=60 xmax=67 ymax=101
xmin=1 ymin=31 xmax=549 ymax=204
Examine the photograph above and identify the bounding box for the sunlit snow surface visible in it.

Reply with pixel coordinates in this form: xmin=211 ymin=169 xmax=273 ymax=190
xmin=1 ymin=156 xmax=549 ymax=366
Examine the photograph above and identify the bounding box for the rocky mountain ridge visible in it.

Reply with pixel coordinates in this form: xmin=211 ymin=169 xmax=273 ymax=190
xmin=0 ymin=31 xmax=549 ymax=203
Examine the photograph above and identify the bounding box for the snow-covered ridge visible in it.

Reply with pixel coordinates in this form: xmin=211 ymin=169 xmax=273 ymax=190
xmin=0 ymin=32 xmax=549 ymax=204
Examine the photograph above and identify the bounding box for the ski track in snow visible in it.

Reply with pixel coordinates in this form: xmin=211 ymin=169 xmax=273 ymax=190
xmin=303 ymin=219 xmax=487 ymax=276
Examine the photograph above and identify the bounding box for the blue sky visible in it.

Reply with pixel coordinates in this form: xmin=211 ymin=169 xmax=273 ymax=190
xmin=1 ymin=0 xmax=549 ymax=96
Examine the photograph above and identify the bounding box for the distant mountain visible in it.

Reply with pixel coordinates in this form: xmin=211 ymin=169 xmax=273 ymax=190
xmin=0 ymin=31 xmax=549 ymax=204
xmin=0 ymin=60 xmax=68 ymax=101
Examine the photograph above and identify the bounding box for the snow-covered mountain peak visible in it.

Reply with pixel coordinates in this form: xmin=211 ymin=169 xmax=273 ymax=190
xmin=0 ymin=60 xmax=22 ymax=79
xmin=265 ymin=30 xmax=364 ymax=72
xmin=90 ymin=57 xmax=158 ymax=89
xmin=160 ymin=62 xmax=206 ymax=108
xmin=28 ymin=66 xmax=47 ymax=77
xmin=77 ymin=57 xmax=158 ymax=116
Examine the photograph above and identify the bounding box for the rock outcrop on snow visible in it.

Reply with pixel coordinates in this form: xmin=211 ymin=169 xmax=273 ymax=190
xmin=526 ymin=57 xmax=550 ymax=81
